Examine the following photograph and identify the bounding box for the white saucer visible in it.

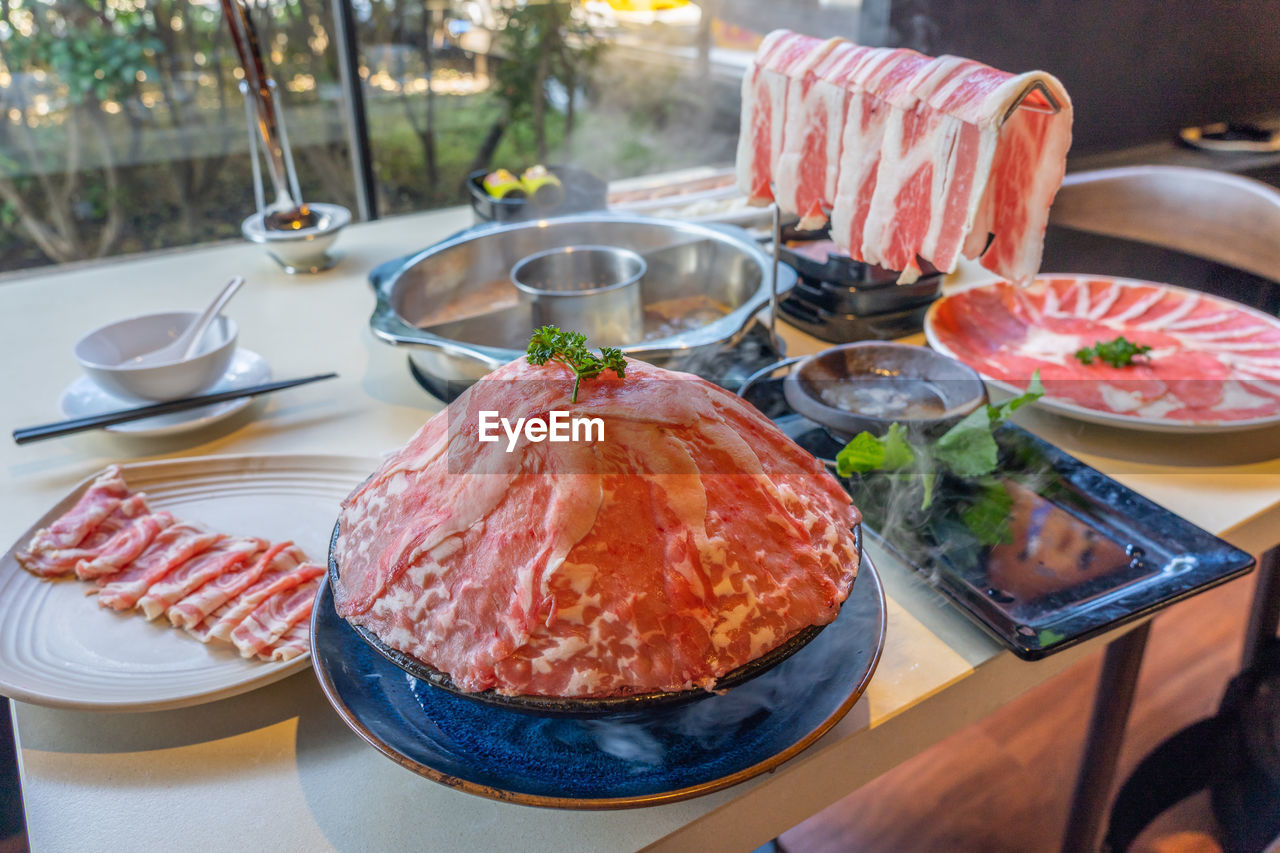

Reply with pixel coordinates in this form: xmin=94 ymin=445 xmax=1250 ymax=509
xmin=59 ymin=348 xmax=272 ymax=437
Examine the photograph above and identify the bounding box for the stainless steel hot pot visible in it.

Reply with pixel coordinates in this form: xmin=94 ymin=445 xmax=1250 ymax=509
xmin=368 ymin=213 xmax=789 ymax=386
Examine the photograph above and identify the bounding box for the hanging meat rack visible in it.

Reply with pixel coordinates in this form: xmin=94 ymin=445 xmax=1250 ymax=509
xmin=760 ymin=78 xmax=1065 ymax=350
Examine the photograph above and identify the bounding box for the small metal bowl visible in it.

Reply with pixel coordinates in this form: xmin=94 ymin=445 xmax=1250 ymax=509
xmin=241 ymin=202 xmax=350 ymax=274
xmin=511 ymin=244 xmax=647 ymax=345
xmin=327 ymin=521 xmax=857 ymax=717
xmin=783 ymin=342 xmax=988 ymax=442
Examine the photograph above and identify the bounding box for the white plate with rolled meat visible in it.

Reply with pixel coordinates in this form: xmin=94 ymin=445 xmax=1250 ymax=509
xmin=330 ymin=357 xmax=862 ymax=708
xmin=0 ymin=454 xmax=375 ymax=711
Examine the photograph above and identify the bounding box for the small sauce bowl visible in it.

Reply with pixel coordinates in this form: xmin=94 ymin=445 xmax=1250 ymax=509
xmin=783 ymin=342 xmax=988 ymax=442
xmin=74 ymin=311 xmax=238 ymax=401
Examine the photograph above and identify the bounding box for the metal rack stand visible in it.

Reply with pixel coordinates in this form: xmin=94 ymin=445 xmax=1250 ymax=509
xmin=760 ymin=76 xmax=1063 ymax=354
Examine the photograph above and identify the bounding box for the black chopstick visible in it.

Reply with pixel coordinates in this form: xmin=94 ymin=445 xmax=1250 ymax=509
xmin=12 ymin=372 xmax=338 ymax=445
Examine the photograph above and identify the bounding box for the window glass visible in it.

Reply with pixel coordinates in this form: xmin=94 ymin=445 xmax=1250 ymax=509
xmin=355 ymin=0 xmax=874 ymax=216
xmin=0 ymin=0 xmax=353 ymax=274
xmin=0 ymin=0 xmax=875 ymax=273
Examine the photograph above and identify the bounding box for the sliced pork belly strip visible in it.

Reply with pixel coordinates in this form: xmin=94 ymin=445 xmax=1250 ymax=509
xmin=75 ymin=509 xmax=174 ymax=580
xmin=136 ymin=536 xmax=266 ymax=621
xmin=20 ymin=494 xmax=150 ymax=579
xmin=230 ymin=574 xmax=321 ymax=658
xmin=829 ymin=48 xmax=928 ymax=262
xmin=773 ymin=41 xmax=871 ymax=228
xmin=167 ymin=541 xmax=303 ymax=630
xmin=268 ymin=621 xmax=310 ymax=662
xmin=202 ymin=561 xmax=324 ymax=644
xmin=16 ymin=466 xmax=131 ymax=577
xmin=734 ymin=30 xmax=829 ymax=204
xmin=741 ymin=30 xmax=1070 ymax=284
xmin=962 ymin=73 xmax=1072 ymax=285
xmin=335 ymin=357 xmax=860 ymax=698
xmin=96 ymin=523 xmax=224 ymax=611
xmin=860 ymin=55 xmax=984 ymax=279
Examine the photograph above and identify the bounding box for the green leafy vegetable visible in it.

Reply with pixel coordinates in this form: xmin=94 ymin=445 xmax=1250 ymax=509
xmin=880 ymin=422 xmax=916 ymax=470
xmin=933 ymin=406 xmax=999 ymax=479
xmin=836 ymin=422 xmax=915 ymax=475
xmin=1075 ymin=336 xmax=1152 ymax=368
xmin=836 ymin=373 xmax=1044 ymax=484
xmin=834 ymin=372 xmax=1045 ymax=544
xmin=960 ymin=477 xmax=1016 ymax=546
xmin=932 ymin=373 xmax=1046 ymax=479
xmin=526 ymin=325 xmax=627 ymax=403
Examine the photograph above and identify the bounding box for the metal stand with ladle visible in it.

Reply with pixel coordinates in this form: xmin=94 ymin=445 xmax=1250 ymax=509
xmin=221 ymin=0 xmax=350 ymax=274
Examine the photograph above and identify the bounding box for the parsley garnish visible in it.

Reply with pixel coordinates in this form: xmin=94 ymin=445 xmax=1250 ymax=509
xmin=835 ymin=373 xmax=1044 ymax=544
xmin=1075 ymin=336 xmax=1152 ymax=368
xmin=526 ymin=325 xmax=626 ymax=403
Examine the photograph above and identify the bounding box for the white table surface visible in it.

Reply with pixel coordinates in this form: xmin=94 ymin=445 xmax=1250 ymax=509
xmin=3 ymin=209 xmax=1279 ymax=852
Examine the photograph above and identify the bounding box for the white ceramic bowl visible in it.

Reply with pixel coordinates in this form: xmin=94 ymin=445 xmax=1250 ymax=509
xmin=74 ymin=311 xmax=238 ymax=401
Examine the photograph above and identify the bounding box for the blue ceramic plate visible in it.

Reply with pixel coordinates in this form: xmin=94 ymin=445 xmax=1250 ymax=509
xmin=311 ymin=556 xmax=885 ymax=809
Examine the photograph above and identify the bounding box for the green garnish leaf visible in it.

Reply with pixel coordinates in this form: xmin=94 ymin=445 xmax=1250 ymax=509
xmin=526 ymin=325 xmax=627 ymax=403
xmin=1075 ymin=336 xmax=1152 ymax=368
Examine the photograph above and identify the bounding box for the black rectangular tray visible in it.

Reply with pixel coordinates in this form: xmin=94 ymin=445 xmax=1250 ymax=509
xmin=739 ymin=373 xmax=1256 ymax=659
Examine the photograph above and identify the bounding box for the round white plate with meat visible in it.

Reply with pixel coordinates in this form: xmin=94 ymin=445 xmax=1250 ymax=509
xmin=925 ymin=274 xmax=1280 ymax=433
xmin=0 ymin=454 xmax=374 ymax=711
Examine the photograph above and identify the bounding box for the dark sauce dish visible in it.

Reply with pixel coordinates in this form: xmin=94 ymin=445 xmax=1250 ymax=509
xmin=783 ymin=342 xmax=988 ymax=442
xmin=327 ymin=521 xmax=860 ymax=717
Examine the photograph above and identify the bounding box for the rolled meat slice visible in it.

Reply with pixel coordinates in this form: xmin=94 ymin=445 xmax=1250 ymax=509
xmin=195 ymin=561 xmax=324 ymax=644
xmin=75 ymin=509 xmax=174 ymax=580
xmin=267 ymin=621 xmax=310 ymax=662
xmin=229 ymin=574 xmax=321 ymax=658
xmin=17 ymin=466 xmax=131 ymax=577
xmin=168 ymin=541 xmax=304 ymax=631
xmin=136 ymin=536 xmax=266 ymax=621
xmin=96 ymin=523 xmax=224 ymax=611
xmin=20 ymin=494 xmax=151 ymax=579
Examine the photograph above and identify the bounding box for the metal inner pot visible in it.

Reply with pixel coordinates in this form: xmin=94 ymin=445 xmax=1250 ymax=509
xmin=510 ymin=244 xmax=646 ymax=346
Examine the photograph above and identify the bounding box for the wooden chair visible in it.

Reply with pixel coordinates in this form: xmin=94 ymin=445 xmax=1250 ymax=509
xmin=1049 ymin=165 xmax=1280 ymax=284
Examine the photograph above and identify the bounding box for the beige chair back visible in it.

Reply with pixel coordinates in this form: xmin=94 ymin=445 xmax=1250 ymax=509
xmin=1049 ymin=165 xmax=1280 ymax=283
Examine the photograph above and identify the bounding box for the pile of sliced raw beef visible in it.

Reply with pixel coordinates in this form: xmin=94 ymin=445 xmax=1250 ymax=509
xmin=17 ymin=466 xmax=320 ymax=662
xmin=737 ymin=29 xmax=1073 ymax=285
